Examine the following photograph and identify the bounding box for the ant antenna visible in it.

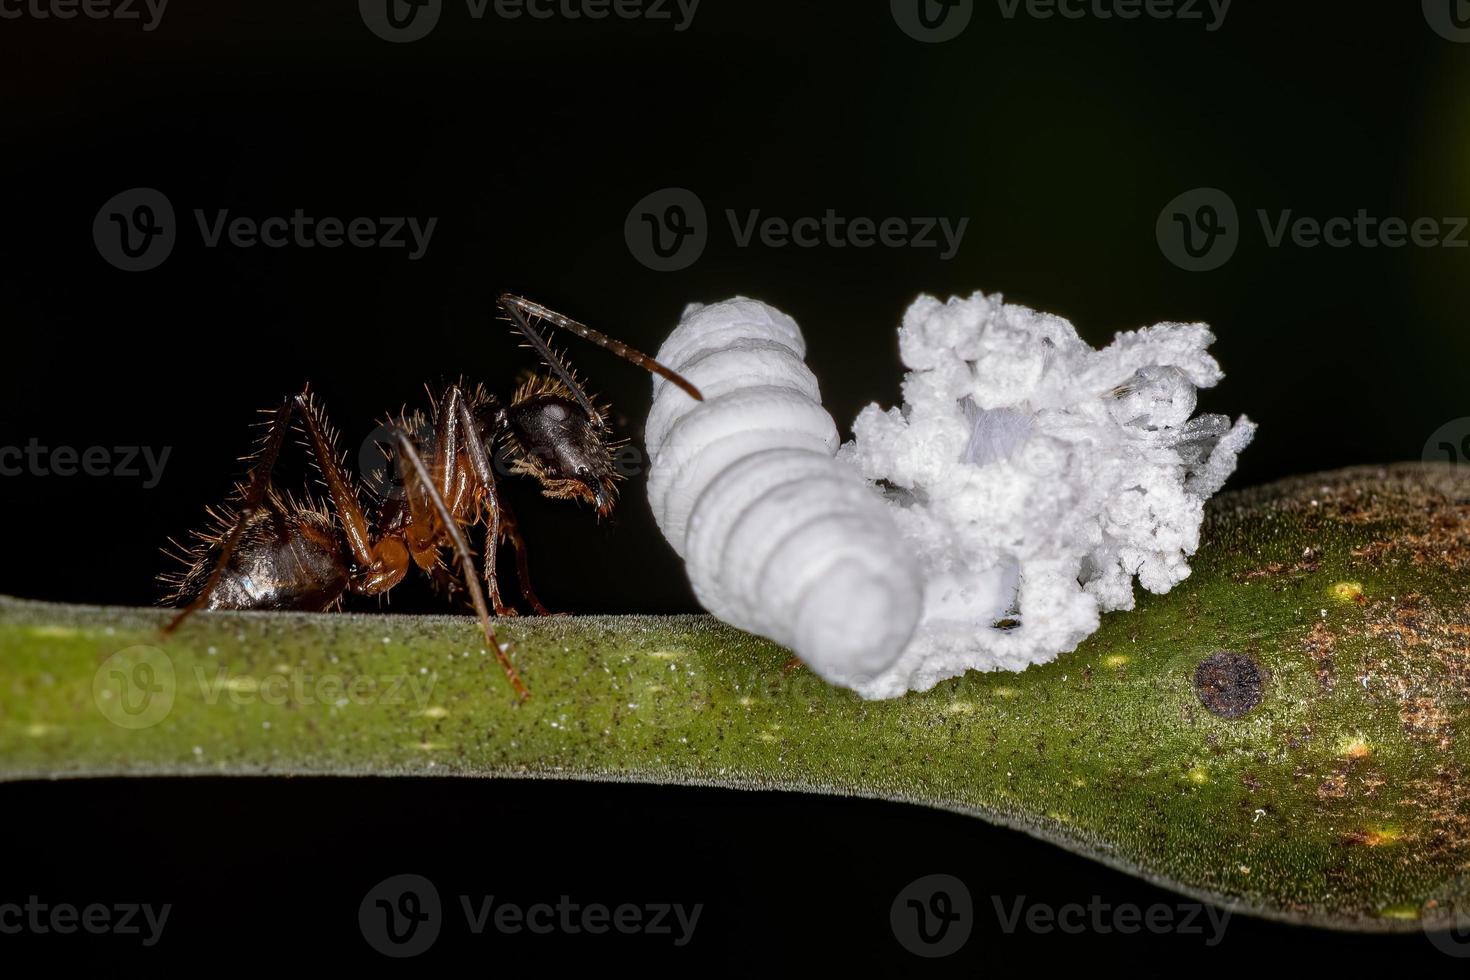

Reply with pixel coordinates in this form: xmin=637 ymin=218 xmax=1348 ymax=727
xmin=497 ymin=294 xmax=704 ymax=423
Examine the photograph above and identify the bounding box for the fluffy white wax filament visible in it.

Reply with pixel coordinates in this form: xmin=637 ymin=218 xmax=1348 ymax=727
xmin=646 ymin=298 xmax=923 ymax=687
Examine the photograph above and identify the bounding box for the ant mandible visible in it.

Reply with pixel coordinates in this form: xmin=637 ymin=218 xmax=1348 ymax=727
xmin=160 ymin=294 xmax=703 ymax=700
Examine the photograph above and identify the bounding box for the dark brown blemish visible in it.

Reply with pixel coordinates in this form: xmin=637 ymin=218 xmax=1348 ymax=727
xmin=1195 ymin=650 xmax=1264 ymax=719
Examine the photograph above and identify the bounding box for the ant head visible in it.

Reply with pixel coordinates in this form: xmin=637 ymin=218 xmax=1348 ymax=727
xmin=503 ymin=387 xmax=620 ymax=518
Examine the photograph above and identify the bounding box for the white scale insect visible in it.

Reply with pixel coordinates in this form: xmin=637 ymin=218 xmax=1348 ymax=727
xmin=645 ymin=299 xmax=923 ymax=691
xmin=647 ymin=294 xmax=1255 ymax=699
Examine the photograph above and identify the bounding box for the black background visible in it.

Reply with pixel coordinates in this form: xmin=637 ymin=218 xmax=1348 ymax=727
xmin=0 ymin=0 xmax=1464 ymax=970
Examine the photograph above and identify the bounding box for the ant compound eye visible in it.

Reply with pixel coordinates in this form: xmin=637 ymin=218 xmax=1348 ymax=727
xmin=576 ymin=466 xmax=591 ymax=481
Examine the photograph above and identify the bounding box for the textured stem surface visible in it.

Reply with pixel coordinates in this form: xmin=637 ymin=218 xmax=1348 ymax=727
xmin=2 ymin=464 xmax=1468 ymax=932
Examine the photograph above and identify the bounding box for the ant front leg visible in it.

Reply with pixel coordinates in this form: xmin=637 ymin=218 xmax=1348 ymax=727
xmin=498 ymin=506 xmax=554 ymax=616
xmin=434 ymin=386 xmax=515 ymax=617
xmin=442 ymin=388 xmax=555 ymax=616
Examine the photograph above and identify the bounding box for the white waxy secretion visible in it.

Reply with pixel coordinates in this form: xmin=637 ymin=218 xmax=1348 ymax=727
xmin=646 ymin=299 xmax=923 ymax=689
xmin=647 ymin=293 xmax=1255 ymax=699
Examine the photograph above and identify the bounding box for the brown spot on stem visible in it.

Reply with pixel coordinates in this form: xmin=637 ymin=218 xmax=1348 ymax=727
xmin=1303 ymin=621 xmax=1337 ymax=691
xmin=1195 ymin=650 xmax=1265 ymax=719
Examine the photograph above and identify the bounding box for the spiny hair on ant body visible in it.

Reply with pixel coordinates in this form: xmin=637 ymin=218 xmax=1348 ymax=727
xmin=159 ymin=294 xmax=703 ymax=700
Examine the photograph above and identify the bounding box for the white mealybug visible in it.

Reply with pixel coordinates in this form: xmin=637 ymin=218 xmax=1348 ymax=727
xmin=646 ymin=298 xmax=923 ymax=689
xmin=648 ymin=293 xmax=1255 ymax=700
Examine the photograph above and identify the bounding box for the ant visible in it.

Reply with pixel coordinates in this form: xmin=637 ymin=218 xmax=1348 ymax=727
xmin=160 ymin=294 xmax=703 ymax=700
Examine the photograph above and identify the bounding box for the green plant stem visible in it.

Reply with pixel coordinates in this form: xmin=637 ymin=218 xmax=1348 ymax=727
xmin=2 ymin=464 xmax=1468 ymax=932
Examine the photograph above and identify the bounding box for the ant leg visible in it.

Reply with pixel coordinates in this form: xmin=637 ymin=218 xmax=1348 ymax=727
xmin=435 ymin=387 xmax=514 ymax=616
xmin=446 ymin=391 xmax=555 ymax=616
xmin=164 ymin=397 xmax=294 ymax=634
xmin=394 ymin=429 xmax=529 ymax=701
xmin=290 ymin=392 xmax=393 ymax=582
xmin=499 ymin=505 xmax=554 ymax=616
xmin=435 ymin=387 xmax=523 ymax=614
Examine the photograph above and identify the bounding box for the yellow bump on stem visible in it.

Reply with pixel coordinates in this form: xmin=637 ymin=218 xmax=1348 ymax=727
xmin=26 ymin=625 xmax=78 ymax=639
xmin=1377 ymin=904 xmax=1423 ymax=921
xmin=1331 ymin=581 xmax=1365 ymax=602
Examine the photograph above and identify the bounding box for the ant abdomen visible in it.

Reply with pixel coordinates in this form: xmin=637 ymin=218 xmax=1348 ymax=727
xmin=165 ymin=503 xmax=349 ymax=613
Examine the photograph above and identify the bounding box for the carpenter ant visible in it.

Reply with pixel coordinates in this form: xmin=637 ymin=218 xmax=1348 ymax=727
xmin=160 ymin=294 xmax=703 ymax=699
